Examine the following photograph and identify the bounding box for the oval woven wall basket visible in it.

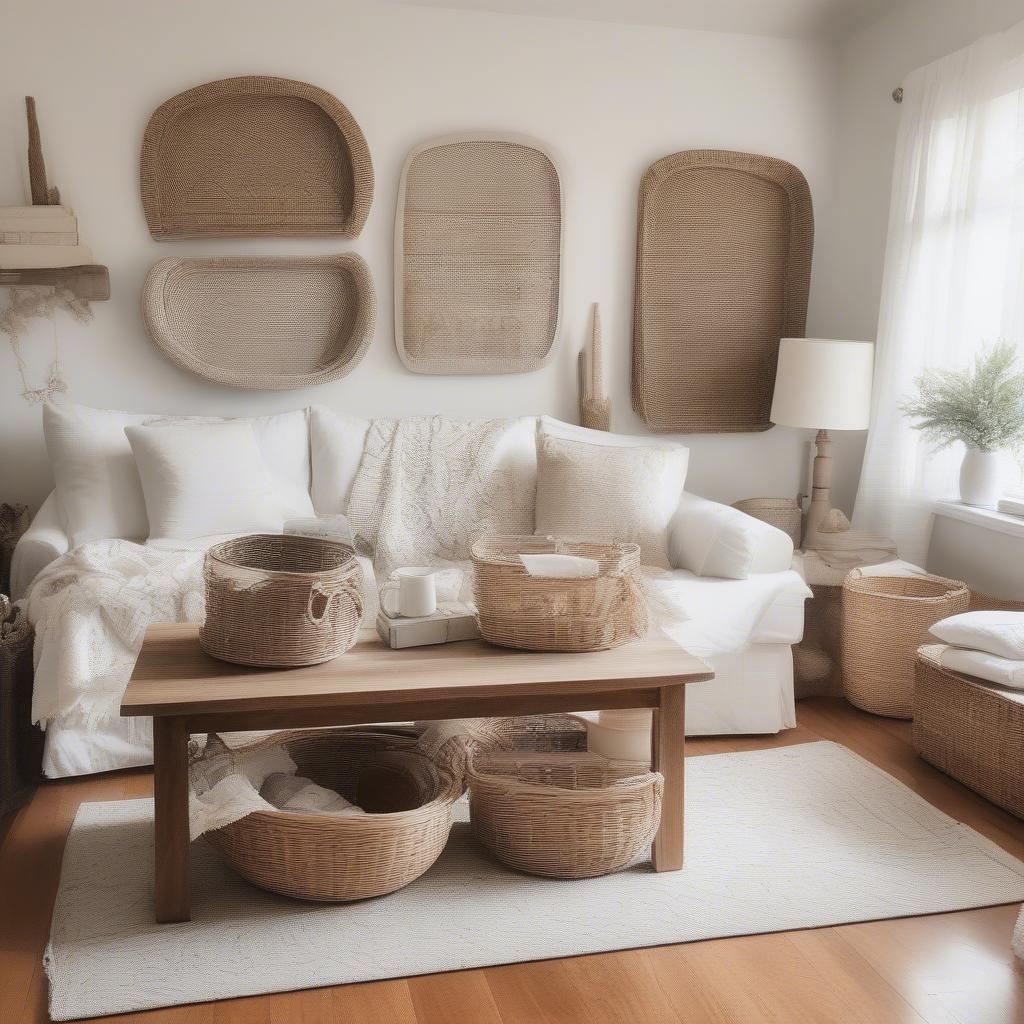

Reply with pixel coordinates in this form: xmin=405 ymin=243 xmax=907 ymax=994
xmin=632 ymin=149 xmax=814 ymax=433
xmin=395 ymin=133 xmax=563 ymax=374
xmin=143 ymin=254 xmax=376 ymax=390
xmin=140 ymin=75 xmax=373 ymax=239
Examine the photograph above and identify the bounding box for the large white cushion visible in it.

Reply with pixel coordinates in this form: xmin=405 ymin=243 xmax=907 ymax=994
xmin=534 ymin=417 xmax=688 ymax=568
xmin=930 ymin=611 xmax=1024 ymax=661
xmin=126 ymin=421 xmax=314 ymax=541
xmin=43 ymin=402 xmax=311 ymax=546
xmin=668 ymin=491 xmax=794 ymax=579
xmin=309 ymin=405 xmax=370 ymax=515
xmin=937 ymin=646 xmax=1024 ymax=689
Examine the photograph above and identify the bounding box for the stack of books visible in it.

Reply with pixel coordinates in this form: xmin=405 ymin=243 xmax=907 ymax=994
xmin=997 ymin=496 xmax=1024 ymax=519
xmin=0 ymin=206 xmax=93 ymax=269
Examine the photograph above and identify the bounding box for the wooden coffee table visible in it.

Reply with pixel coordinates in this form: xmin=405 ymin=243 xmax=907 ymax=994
xmin=122 ymin=624 xmax=713 ymax=923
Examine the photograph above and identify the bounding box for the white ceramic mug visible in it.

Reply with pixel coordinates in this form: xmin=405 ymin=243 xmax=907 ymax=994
xmin=380 ymin=567 xmax=438 ymax=618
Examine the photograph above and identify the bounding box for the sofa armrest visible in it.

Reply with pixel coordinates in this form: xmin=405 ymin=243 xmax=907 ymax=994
xmin=10 ymin=492 xmax=69 ymax=600
xmin=668 ymin=491 xmax=794 ymax=579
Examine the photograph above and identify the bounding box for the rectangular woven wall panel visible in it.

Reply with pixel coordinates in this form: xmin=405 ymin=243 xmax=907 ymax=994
xmin=632 ymin=150 xmax=813 ymax=433
xmin=396 ymin=134 xmax=562 ymax=374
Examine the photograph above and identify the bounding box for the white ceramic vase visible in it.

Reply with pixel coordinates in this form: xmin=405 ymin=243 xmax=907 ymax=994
xmin=959 ymin=448 xmax=1003 ymax=508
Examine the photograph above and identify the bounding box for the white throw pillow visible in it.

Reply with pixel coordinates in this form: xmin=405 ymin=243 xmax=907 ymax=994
xmin=534 ymin=418 xmax=688 ymax=568
xmin=126 ymin=421 xmax=314 ymax=541
xmin=668 ymin=491 xmax=794 ymax=579
xmin=43 ymin=401 xmax=311 ymax=546
xmin=309 ymin=405 xmax=370 ymax=515
xmin=930 ymin=611 xmax=1024 ymax=661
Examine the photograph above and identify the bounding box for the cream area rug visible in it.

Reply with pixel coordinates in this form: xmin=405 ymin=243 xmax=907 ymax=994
xmin=46 ymin=742 xmax=1024 ymax=1020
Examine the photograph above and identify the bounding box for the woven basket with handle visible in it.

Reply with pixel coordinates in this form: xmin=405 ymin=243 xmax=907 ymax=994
xmin=472 ymin=535 xmax=648 ymax=652
xmin=200 ymin=534 xmax=363 ymax=667
xmin=841 ymin=569 xmax=970 ymax=718
xmin=206 ymin=729 xmax=460 ymax=901
xmin=468 ymin=751 xmax=663 ymax=878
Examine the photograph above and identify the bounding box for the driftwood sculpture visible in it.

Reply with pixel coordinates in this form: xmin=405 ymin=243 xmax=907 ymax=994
xmin=579 ymin=302 xmax=611 ymax=431
xmin=25 ymin=97 xmax=60 ymax=206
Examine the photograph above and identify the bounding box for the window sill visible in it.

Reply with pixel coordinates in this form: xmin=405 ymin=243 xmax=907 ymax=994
xmin=932 ymin=500 xmax=1024 ymax=540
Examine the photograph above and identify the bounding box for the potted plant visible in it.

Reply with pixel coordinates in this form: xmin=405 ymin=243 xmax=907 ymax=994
xmin=902 ymin=342 xmax=1024 ymax=508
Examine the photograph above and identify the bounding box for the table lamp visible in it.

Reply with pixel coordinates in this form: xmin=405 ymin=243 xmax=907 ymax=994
xmin=770 ymin=338 xmax=877 ymax=553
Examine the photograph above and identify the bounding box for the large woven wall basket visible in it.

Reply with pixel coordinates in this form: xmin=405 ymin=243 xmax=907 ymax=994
xmin=141 ymin=75 xmax=373 ymax=239
xmin=143 ymin=254 xmax=376 ymax=389
xmin=396 ymin=133 xmax=563 ymax=374
xmin=200 ymin=535 xmax=364 ymax=667
xmin=632 ymin=150 xmax=814 ymax=433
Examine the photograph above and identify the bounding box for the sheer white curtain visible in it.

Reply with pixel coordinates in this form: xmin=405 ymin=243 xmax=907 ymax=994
xmin=852 ymin=20 xmax=1024 ymax=567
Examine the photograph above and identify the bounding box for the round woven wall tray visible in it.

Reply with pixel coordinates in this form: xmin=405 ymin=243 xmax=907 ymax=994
xmin=143 ymin=255 xmax=376 ymax=390
xmin=632 ymin=149 xmax=814 ymax=433
xmin=395 ymin=133 xmax=563 ymax=374
xmin=141 ymin=75 xmax=373 ymax=239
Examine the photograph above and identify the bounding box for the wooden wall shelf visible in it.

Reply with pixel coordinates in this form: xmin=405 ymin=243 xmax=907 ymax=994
xmin=0 ymin=265 xmax=110 ymax=301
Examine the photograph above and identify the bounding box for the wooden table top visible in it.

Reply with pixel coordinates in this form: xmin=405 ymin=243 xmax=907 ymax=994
xmin=121 ymin=624 xmax=712 ymax=718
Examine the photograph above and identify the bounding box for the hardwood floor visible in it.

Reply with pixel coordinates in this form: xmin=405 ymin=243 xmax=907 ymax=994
xmin=2 ymin=697 xmax=1022 ymax=1023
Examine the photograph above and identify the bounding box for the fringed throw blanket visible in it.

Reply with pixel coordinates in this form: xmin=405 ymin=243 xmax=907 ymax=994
xmin=26 ymin=541 xmax=205 ymax=730
xmin=348 ymin=416 xmax=535 ymax=581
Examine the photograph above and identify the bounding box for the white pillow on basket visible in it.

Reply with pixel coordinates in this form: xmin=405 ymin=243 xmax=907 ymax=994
xmin=126 ymin=421 xmax=314 ymax=541
xmin=533 ymin=417 xmax=688 ymax=568
xmin=43 ymin=401 xmax=311 ymax=546
xmin=930 ymin=611 xmax=1024 ymax=660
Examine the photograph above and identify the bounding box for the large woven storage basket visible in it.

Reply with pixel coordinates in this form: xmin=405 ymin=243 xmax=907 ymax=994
xmin=200 ymin=534 xmax=363 ymax=667
xmin=841 ymin=569 xmax=969 ymax=718
xmin=472 ymin=535 xmax=648 ymax=652
xmin=206 ymin=729 xmax=461 ymax=901
xmin=914 ymin=645 xmax=1024 ymax=818
xmin=468 ymin=751 xmax=663 ymax=878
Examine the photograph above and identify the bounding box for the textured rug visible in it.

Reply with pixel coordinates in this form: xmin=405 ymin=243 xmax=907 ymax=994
xmin=46 ymin=741 xmax=1024 ymax=1020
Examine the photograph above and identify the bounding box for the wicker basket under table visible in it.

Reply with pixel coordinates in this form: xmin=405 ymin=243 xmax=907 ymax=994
xmin=914 ymin=646 xmax=1024 ymax=818
xmin=841 ymin=569 xmax=969 ymax=718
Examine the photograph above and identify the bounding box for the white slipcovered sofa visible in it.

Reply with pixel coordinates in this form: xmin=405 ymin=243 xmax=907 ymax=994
xmin=12 ymin=403 xmax=810 ymax=778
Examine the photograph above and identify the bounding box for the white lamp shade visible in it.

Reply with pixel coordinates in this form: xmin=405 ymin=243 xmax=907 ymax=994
xmin=770 ymin=338 xmax=874 ymax=431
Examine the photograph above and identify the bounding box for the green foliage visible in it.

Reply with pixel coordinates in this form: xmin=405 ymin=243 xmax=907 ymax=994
xmin=902 ymin=342 xmax=1024 ymax=453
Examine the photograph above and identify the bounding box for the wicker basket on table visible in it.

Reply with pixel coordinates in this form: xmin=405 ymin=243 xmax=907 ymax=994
xmin=206 ymin=728 xmax=461 ymax=901
xmin=200 ymin=534 xmax=363 ymax=667
xmin=468 ymin=751 xmax=663 ymax=879
xmin=472 ymin=535 xmax=648 ymax=652
xmin=841 ymin=569 xmax=970 ymax=718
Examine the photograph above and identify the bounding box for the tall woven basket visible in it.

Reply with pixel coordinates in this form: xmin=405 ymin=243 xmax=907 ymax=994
xmin=200 ymin=534 xmax=363 ymax=667
xmin=841 ymin=569 xmax=970 ymax=718
xmin=468 ymin=751 xmax=663 ymax=879
xmin=472 ymin=535 xmax=648 ymax=652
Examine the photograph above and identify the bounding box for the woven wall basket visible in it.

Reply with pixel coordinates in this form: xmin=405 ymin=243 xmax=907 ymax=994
xmin=632 ymin=150 xmax=814 ymax=433
xmin=395 ymin=133 xmax=562 ymax=374
xmin=141 ymin=76 xmax=373 ymax=239
xmin=143 ymin=254 xmax=375 ymax=390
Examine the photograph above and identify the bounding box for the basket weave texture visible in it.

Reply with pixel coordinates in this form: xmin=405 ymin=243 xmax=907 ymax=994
xmin=396 ymin=134 xmax=562 ymax=374
xmin=141 ymin=75 xmax=373 ymax=239
xmin=732 ymin=497 xmax=803 ymax=547
xmin=468 ymin=751 xmax=663 ymax=878
xmin=914 ymin=645 xmax=1024 ymax=818
xmin=206 ymin=729 xmax=460 ymax=901
xmin=632 ymin=149 xmax=813 ymax=433
xmin=841 ymin=570 xmax=970 ymax=718
xmin=143 ymin=254 xmax=375 ymax=390
xmin=200 ymin=535 xmax=363 ymax=667
xmin=472 ymin=535 xmax=648 ymax=652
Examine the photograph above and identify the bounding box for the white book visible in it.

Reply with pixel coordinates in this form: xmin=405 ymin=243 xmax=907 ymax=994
xmin=997 ymin=496 xmax=1024 ymax=518
xmin=0 ymin=205 xmax=78 ymax=231
xmin=0 ymin=243 xmax=94 ymax=269
xmin=1 ymin=230 xmax=78 ymax=245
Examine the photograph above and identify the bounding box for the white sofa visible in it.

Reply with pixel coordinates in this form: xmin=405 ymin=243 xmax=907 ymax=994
xmin=12 ymin=404 xmax=810 ymax=777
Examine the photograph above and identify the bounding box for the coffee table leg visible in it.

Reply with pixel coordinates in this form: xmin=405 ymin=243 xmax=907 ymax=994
xmin=153 ymin=717 xmax=191 ymax=922
xmin=651 ymin=683 xmax=685 ymax=871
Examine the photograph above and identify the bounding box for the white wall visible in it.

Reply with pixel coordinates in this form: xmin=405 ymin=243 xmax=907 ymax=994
xmin=0 ymin=0 xmax=838 ymax=514
xmin=812 ymin=0 xmax=1024 ymax=518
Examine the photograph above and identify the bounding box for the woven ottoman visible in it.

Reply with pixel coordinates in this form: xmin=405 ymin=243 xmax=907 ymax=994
xmin=914 ymin=645 xmax=1024 ymax=818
